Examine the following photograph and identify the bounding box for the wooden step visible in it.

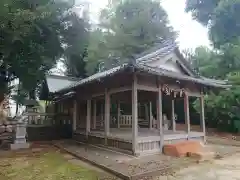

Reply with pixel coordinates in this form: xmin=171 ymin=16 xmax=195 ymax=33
xmin=96 ymin=144 xmax=134 ymax=156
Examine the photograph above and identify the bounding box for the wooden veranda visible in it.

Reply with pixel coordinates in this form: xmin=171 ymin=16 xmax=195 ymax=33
xmin=49 ymin=42 xmax=228 ymax=156
xmin=54 ymin=68 xmax=208 ymax=156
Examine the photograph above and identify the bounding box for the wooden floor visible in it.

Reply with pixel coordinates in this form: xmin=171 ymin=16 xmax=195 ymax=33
xmin=75 ymin=128 xmax=204 ymax=143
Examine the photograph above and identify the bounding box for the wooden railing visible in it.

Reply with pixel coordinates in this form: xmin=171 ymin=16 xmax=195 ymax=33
xmin=24 ymin=113 xmax=71 ymax=126
xmin=25 ymin=113 xmax=73 ymax=141
xmin=119 ymin=115 xmax=132 ymax=127
xmin=117 ymin=114 xmax=171 ymax=129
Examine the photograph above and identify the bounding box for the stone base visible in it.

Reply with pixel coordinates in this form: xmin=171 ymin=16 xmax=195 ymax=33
xmin=10 ymin=143 xmax=30 ymax=150
xmin=163 ymin=141 xmax=203 ymax=157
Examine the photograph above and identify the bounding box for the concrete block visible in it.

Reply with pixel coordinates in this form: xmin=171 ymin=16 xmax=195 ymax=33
xmin=10 ymin=143 xmax=30 ymax=150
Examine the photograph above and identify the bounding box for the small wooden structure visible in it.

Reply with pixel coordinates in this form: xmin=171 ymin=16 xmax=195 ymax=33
xmin=47 ymin=41 xmax=228 ymax=156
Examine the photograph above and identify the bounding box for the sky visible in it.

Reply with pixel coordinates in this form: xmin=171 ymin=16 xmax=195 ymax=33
xmin=86 ymin=0 xmax=210 ymax=50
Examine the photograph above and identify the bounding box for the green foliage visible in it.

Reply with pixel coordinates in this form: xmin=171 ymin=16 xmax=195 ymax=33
xmin=189 ymin=44 xmax=240 ymax=132
xmin=85 ymin=0 xmax=176 ymax=75
xmin=210 ymin=0 xmax=240 ymax=47
xmin=185 ymin=0 xmax=220 ymax=26
xmin=62 ymin=11 xmax=90 ymax=78
xmin=0 ymin=0 xmax=72 ymax=99
xmin=186 ymin=0 xmax=240 ymax=48
xmin=183 ymin=46 xmax=222 ymax=78
xmin=186 ymin=0 xmax=240 ymax=132
xmin=85 ymin=29 xmax=110 ymax=75
xmin=0 ymin=0 xmax=91 ymax=101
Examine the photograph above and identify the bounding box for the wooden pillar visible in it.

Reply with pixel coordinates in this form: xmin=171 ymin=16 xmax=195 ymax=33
xmin=101 ymin=102 xmax=104 ymax=123
xmin=132 ymin=74 xmax=138 ymax=155
xmin=157 ymin=85 xmax=163 ymax=152
xmin=144 ymin=103 xmax=150 ymax=128
xmin=73 ymin=100 xmax=77 ymax=131
xmin=149 ymin=102 xmax=153 ymax=129
xmin=86 ymin=99 xmax=91 ymax=137
xmin=104 ymin=89 xmax=110 ymax=141
xmin=200 ymin=95 xmax=206 ymax=142
xmin=184 ymin=94 xmax=190 ymax=138
xmin=117 ymin=102 xmax=121 ymax=128
xmin=93 ymin=100 xmax=97 ymax=129
xmin=78 ymin=102 xmax=81 ymax=128
xmin=171 ymin=99 xmax=176 ymax=132
xmin=156 ymin=98 xmax=160 ymax=129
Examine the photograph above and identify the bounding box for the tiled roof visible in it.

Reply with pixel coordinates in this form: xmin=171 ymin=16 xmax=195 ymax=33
xmin=136 ymin=39 xmax=177 ymax=63
xmin=135 ymin=64 xmax=229 ymax=88
xmin=53 ymin=40 xmax=229 ymax=94
xmin=46 ymin=75 xmax=79 ymax=93
xmin=55 ymin=63 xmax=228 ymax=95
xmin=136 ymin=40 xmax=197 ymax=76
xmin=201 ymin=77 xmax=228 ymax=85
xmin=56 ymin=64 xmax=130 ymax=93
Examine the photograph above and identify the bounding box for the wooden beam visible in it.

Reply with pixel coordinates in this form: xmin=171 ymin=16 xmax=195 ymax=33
xmin=132 ymin=73 xmax=138 ymax=155
xmin=200 ymin=95 xmax=206 ymax=143
xmin=93 ymin=100 xmax=97 ymax=129
xmin=137 ymin=84 xmax=158 ymax=92
xmin=104 ymin=89 xmax=110 ymax=140
xmin=171 ymin=99 xmax=176 ymax=132
xmin=184 ymin=94 xmax=190 ymax=138
xmin=86 ymin=99 xmax=91 ymax=137
xmin=92 ymin=93 xmax=104 ymax=98
xmin=157 ymin=84 xmax=163 ymax=153
xmin=185 ymin=91 xmax=201 ymax=97
xmin=73 ymin=100 xmax=77 ymax=131
xmin=109 ymin=86 xmax=132 ymax=95
xmin=91 ymin=86 xmax=132 ymax=98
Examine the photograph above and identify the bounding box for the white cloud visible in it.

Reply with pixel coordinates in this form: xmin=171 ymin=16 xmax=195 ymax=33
xmin=161 ymin=0 xmax=210 ymax=50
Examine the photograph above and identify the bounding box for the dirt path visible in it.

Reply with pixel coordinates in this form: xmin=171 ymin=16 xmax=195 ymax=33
xmin=155 ymin=153 xmax=240 ymax=180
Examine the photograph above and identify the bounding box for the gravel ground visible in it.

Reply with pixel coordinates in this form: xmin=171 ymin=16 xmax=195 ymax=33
xmin=56 ymin=137 xmax=240 ymax=180
xmin=153 ymin=153 xmax=240 ymax=180
xmin=207 ymin=136 xmax=240 ymax=147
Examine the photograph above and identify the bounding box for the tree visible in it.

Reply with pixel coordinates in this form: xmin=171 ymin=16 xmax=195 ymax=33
xmin=185 ymin=0 xmax=220 ymax=26
xmin=85 ymin=0 xmax=176 ymax=74
xmin=0 ymin=0 xmax=93 ymax=101
xmin=186 ymin=0 xmax=240 ymax=48
xmin=85 ymin=29 xmax=110 ymax=75
xmin=62 ymin=7 xmax=90 ymax=78
xmin=11 ymin=83 xmax=28 ymax=116
xmin=0 ymin=0 xmax=72 ymax=100
xmin=183 ymin=46 xmax=222 ymax=78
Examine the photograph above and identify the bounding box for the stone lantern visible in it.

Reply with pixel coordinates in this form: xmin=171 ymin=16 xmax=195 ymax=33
xmin=10 ymin=115 xmax=30 ymax=150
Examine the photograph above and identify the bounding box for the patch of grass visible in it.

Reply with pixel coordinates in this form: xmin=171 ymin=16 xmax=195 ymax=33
xmin=0 ymin=150 xmax=103 ymax=180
